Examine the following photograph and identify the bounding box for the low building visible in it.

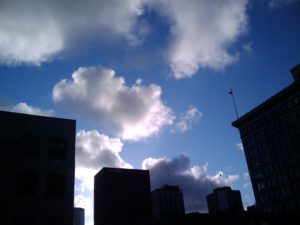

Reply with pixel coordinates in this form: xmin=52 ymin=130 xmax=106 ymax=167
xmin=74 ymin=207 xmax=84 ymax=225
xmin=152 ymin=184 xmax=185 ymax=221
xmin=206 ymin=186 xmax=244 ymax=213
xmin=94 ymin=167 xmax=152 ymax=225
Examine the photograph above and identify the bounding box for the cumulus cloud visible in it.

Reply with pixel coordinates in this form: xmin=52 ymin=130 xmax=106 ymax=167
xmin=1 ymin=0 xmax=249 ymax=79
xmin=74 ymin=194 xmax=93 ymax=217
xmin=75 ymin=129 xmax=132 ymax=224
xmin=0 ymin=102 xmax=54 ymax=116
xmin=75 ymin=130 xmax=132 ymax=191
xmin=53 ymin=65 xmax=174 ymax=141
xmin=154 ymin=0 xmax=248 ymax=78
xmin=173 ymin=105 xmax=203 ymax=132
xmin=0 ymin=0 xmax=148 ymax=65
xmin=142 ymin=154 xmax=239 ymax=212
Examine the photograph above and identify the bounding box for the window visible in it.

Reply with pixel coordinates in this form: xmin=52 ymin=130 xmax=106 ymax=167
xmin=12 ymin=217 xmax=34 ymax=225
xmin=46 ymin=173 xmax=65 ymax=196
xmin=43 ymin=217 xmax=63 ymax=225
xmin=49 ymin=138 xmax=67 ymax=159
xmin=16 ymin=172 xmax=37 ymax=196
xmin=22 ymin=135 xmax=40 ymax=158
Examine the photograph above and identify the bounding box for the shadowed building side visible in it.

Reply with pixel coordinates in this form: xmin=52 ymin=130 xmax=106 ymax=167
xmin=94 ymin=167 xmax=153 ymax=225
xmin=232 ymin=64 xmax=300 ymax=212
xmin=152 ymin=184 xmax=185 ymax=222
xmin=206 ymin=186 xmax=244 ymax=213
xmin=0 ymin=110 xmax=76 ymax=225
xmin=74 ymin=207 xmax=85 ymax=225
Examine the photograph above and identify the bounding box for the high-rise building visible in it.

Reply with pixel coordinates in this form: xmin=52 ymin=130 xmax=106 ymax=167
xmin=152 ymin=184 xmax=185 ymax=221
xmin=232 ymin=64 xmax=300 ymax=212
xmin=206 ymin=186 xmax=244 ymax=213
xmin=0 ymin=110 xmax=76 ymax=224
xmin=94 ymin=167 xmax=152 ymax=225
xmin=74 ymin=207 xmax=85 ymax=225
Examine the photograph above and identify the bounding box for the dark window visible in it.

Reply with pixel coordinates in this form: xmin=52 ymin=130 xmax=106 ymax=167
xmin=46 ymin=173 xmax=65 ymax=196
xmin=22 ymin=136 xmax=40 ymax=158
xmin=43 ymin=217 xmax=63 ymax=225
xmin=12 ymin=217 xmax=34 ymax=225
xmin=16 ymin=172 xmax=37 ymax=196
xmin=49 ymin=138 xmax=67 ymax=159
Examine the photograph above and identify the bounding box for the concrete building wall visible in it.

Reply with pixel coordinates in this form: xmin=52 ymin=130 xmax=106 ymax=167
xmin=0 ymin=111 xmax=75 ymax=225
xmin=94 ymin=167 xmax=152 ymax=225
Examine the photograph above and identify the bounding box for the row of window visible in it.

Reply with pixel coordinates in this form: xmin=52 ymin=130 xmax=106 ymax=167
xmin=262 ymin=198 xmax=300 ymax=213
xmin=22 ymin=136 xmax=67 ymax=159
xmin=240 ymin=105 xmax=300 ymax=139
xmin=10 ymin=216 xmax=63 ymax=225
xmin=17 ymin=172 xmax=65 ymax=197
xmin=256 ymin=171 xmax=300 ymax=192
xmin=247 ymin=137 xmax=300 ymax=160
xmin=259 ymin=184 xmax=300 ymax=205
xmin=240 ymin=95 xmax=300 ymax=137
xmin=251 ymin=152 xmax=300 ymax=172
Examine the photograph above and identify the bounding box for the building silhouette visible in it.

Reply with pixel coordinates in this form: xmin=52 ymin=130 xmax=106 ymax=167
xmin=94 ymin=167 xmax=152 ymax=225
xmin=0 ymin=110 xmax=76 ymax=225
xmin=206 ymin=186 xmax=244 ymax=213
xmin=232 ymin=64 xmax=300 ymax=212
xmin=152 ymin=184 xmax=185 ymax=221
xmin=74 ymin=207 xmax=85 ymax=225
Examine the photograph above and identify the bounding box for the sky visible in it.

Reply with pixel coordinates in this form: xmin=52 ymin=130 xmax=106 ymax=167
xmin=0 ymin=0 xmax=300 ymax=224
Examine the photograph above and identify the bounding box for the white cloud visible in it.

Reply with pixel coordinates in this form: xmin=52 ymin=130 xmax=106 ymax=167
xmin=267 ymin=0 xmax=299 ymax=10
xmin=142 ymin=154 xmax=239 ymax=212
xmin=74 ymin=194 xmax=92 ymax=217
xmin=74 ymin=129 xmax=132 ymax=225
xmin=1 ymin=102 xmax=54 ymax=116
xmin=1 ymin=0 xmax=249 ymax=79
xmin=154 ymin=0 xmax=248 ymax=78
xmin=173 ymin=105 xmax=203 ymax=132
xmin=236 ymin=142 xmax=244 ymax=152
xmin=53 ymin=65 xmax=174 ymax=141
xmin=76 ymin=130 xmax=132 ymax=171
xmin=0 ymin=0 xmax=148 ymax=65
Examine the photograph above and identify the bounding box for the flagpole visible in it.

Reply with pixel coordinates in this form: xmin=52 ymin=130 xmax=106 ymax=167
xmin=229 ymin=89 xmax=239 ymax=119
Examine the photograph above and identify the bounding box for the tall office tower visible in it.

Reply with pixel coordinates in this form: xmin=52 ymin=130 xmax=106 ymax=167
xmin=94 ymin=167 xmax=152 ymax=225
xmin=0 ymin=110 xmax=76 ymax=225
xmin=152 ymin=184 xmax=185 ymax=221
xmin=74 ymin=207 xmax=85 ymax=225
xmin=232 ymin=64 xmax=300 ymax=212
xmin=206 ymin=186 xmax=244 ymax=213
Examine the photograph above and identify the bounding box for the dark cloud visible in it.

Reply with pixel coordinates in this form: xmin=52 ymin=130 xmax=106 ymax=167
xmin=142 ymin=154 xmax=239 ymax=212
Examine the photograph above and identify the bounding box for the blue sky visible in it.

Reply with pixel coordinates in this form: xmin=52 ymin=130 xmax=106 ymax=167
xmin=1 ymin=0 xmax=300 ymax=224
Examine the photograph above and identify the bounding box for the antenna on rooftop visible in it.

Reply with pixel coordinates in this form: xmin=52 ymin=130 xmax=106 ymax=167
xmin=228 ymin=89 xmax=239 ymax=119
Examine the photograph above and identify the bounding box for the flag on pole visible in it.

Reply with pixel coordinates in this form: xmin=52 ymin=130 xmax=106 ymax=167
xmin=228 ymin=89 xmax=233 ymax=95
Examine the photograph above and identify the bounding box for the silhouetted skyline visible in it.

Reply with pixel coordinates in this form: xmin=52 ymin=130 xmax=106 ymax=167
xmin=1 ymin=1 xmax=300 ymax=224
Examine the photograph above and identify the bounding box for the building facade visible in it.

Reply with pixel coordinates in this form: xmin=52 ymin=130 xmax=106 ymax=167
xmin=74 ymin=207 xmax=85 ymax=225
xmin=232 ymin=64 xmax=300 ymax=212
xmin=206 ymin=186 xmax=244 ymax=213
xmin=94 ymin=167 xmax=152 ymax=225
xmin=0 ymin=110 xmax=76 ymax=225
xmin=152 ymin=184 xmax=185 ymax=221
